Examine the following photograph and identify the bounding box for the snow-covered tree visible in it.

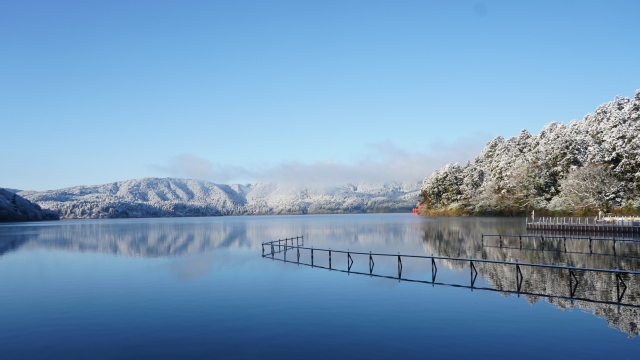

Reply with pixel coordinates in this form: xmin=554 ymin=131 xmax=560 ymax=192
xmin=420 ymin=90 xmax=640 ymax=215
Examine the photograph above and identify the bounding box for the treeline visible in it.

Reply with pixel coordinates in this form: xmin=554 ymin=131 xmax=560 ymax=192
xmin=420 ymin=90 xmax=640 ymax=216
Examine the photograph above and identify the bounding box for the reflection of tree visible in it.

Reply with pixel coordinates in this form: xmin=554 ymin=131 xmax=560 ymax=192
xmin=420 ymin=218 xmax=640 ymax=337
xmin=0 ymin=234 xmax=31 ymax=256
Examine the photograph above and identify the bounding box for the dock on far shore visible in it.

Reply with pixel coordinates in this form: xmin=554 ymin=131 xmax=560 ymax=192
xmin=526 ymin=215 xmax=640 ymax=235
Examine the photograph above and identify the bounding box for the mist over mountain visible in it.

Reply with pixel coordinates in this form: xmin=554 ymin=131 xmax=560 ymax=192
xmin=18 ymin=178 xmax=420 ymax=219
xmin=420 ymin=90 xmax=640 ymax=215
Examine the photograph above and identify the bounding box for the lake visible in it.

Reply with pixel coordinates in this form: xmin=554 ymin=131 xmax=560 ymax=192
xmin=0 ymin=214 xmax=638 ymax=359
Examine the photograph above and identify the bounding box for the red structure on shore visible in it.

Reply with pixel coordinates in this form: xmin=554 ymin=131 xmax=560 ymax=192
xmin=412 ymin=200 xmax=421 ymax=215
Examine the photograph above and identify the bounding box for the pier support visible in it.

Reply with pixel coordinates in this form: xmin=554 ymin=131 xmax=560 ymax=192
xmin=516 ymin=262 xmax=523 ymax=293
xmin=470 ymin=259 xmax=478 ymax=287
xmin=569 ymin=268 xmax=578 ymax=298
xmin=616 ymin=269 xmax=627 ymax=303
xmin=431 ymin=257 xmax=437 ymax=283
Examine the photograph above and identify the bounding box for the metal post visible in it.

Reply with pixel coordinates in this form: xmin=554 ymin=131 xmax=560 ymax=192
xmin=398 ymin=254 xmax=402 ymax=279
xmin=589 ymin=237 xmax=592 ymax=254
xmin=297 ymin=247 xmax=300 ymax=263
xmin=329 ymin=249 xmax=332 ymax=270
xmin=516 ymin=260 xmax=523 ymax=293
xmin=470 ymin=258 xmax=477 ymax=287
xmin=519 ymin=235 xmax=522 ymax=250
xmin=564 ymin=236 xmax=567 ymax=253
xmin=616 ymin=268 xmax=627 ymax=303
xmin=569 ymin=266 xmax=578 ymax=298
xmin=311 ymin=247 xmax=314 ymax=267
xmin=431 ymin=256 xmax=437 ymax=283
xmin=262 ymin=243 xmax=264 ymax=256
xmin=348 ymin=252 xmax=353 ymax=272
xmin=369 ymin=252 xmax=374 ymax=274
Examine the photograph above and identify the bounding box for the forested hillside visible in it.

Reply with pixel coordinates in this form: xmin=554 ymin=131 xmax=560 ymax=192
xmin=420 ymin=90 xmax=640 ymax=216
xmin=0 ymin=188 xmax=59 ymax=222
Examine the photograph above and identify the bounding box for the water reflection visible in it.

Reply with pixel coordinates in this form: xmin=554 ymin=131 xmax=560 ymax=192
xmin=3 ymin=215 xmax=640 ymax=337
xmin=0 ymin=216 xmax=426 ymax=257
xmin=420 ymin=217 xmax=640 ymax=337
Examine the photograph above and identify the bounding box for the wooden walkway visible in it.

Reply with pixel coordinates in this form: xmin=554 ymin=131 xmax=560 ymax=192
xmin=526 ymin=217 xmax=640 ymax=235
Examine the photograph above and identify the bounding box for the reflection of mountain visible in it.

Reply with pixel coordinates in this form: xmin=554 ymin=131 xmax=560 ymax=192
xmin=6 ymin=215 xmax=637 ymax=336
xmin=0 ymin=215 xmax=425 ymax=258
xmin=420 ymin=217 xmax=640 ymax=337
xmin=0 ymin=221 xmax=249 ymax=257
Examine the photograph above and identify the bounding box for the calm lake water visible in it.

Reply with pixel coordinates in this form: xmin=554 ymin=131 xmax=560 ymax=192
xmin=1 ymin=214 xmax=639 ymax=359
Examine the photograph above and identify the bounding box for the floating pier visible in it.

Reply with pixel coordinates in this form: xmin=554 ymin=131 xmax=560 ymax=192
xmin=526 ymin=216 xmax=640 ymax=235
xmin=262 ymin=236 xmax=640 ymax=306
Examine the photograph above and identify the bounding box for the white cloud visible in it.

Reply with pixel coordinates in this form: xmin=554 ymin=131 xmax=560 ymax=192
xmin=155 ymin=135 xmax=489 ymax=185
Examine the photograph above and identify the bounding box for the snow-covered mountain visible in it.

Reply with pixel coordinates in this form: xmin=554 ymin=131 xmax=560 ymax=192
xmin=420 ymin=90 xmax=640 ymax=215
xmin=18 ymin=178 xmax=421 ymax=219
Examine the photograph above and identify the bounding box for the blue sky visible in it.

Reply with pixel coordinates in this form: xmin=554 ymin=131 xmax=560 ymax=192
xmin=2 ymin=1 xmax=639 ymax=190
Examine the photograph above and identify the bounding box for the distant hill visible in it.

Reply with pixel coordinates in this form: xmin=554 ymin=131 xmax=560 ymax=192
xmin=19 ymin=178 xmax=421 ymax=219
xmin=420 ymin=90 xmax=640 ymax=216
xmin=0 ymin=188 xmax=60 ymax=222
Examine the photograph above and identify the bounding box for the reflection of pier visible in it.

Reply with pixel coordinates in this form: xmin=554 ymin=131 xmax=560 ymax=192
xmin=262 ymin=237 xmax=640 ymax=306
xmin=526 ymin=216 xmax=640 ymax=235
xmin=482 ymin=233 xmax=639 ymax=256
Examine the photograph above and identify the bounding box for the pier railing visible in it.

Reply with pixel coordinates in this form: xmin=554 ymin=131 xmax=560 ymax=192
xmin=262 ymin=236 xmax=640 ymax=306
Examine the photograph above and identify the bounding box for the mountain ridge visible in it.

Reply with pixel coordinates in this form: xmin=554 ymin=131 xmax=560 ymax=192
xmin=18 ymin=177 xmax=421 ymax=219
